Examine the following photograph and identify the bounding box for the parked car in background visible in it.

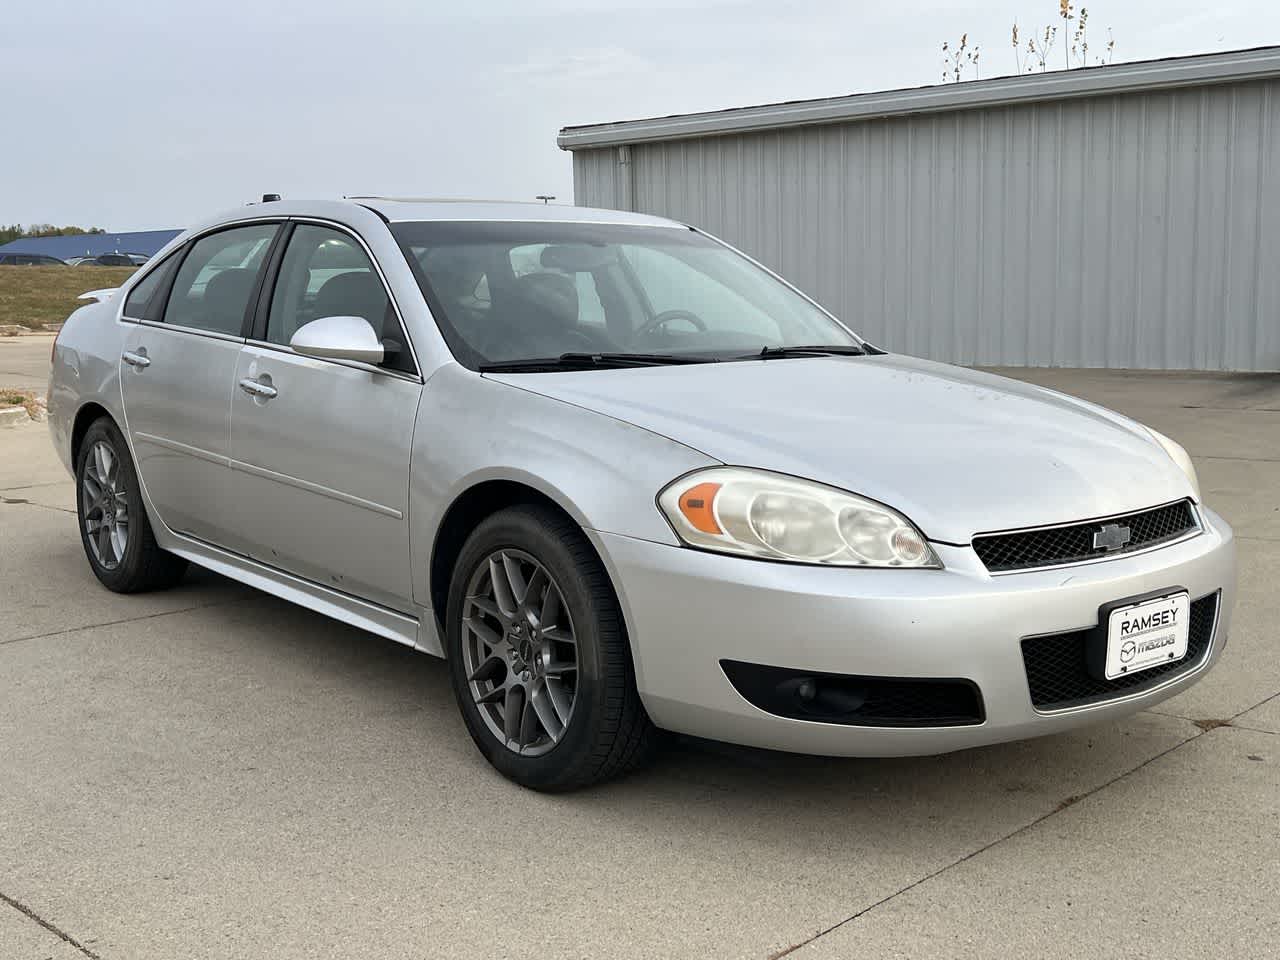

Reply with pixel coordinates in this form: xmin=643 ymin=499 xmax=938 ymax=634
xmin=47 ymin=198 xmax=1235 ymax=791
xmin=0 ymin=252 xmax=66 ymax=265
xmin=71 ymin=253 xmax=148 ymax=267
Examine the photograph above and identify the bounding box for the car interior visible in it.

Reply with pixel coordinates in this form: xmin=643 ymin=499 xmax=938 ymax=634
xmin=405 ymin=238 xmax=794 ymax=364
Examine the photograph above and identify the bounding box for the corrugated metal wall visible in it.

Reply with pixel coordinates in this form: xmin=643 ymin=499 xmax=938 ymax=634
xmin=572 ymin=79 xmax=1280 ymax=371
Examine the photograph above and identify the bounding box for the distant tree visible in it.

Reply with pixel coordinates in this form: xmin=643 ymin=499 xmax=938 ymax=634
xmin=0 ymin=223 xmax=106 ymax=244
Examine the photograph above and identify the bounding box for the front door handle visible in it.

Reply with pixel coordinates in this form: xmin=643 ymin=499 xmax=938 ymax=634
xmin=121 ymin=350 xmax=151 ymax=368
xmin=238 ymin=377 xmax=278 ymax=400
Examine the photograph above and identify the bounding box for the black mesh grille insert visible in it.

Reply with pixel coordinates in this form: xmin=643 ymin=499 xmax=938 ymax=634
xmin=720 ymin=660 xmax=984 ymax=727
xmin=1022 ymin=592 xmax=1218 ymax=710
xmin=973 ymin=500 xmax=1198 ymax=572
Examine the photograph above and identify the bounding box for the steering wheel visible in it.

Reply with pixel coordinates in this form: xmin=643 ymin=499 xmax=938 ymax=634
xmin=634 ymin=309 xmax=708 ymax=340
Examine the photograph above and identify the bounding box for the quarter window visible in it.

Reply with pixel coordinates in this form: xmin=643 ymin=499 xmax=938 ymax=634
xmin=266 ymin=224 xmax=414 ymax=374
xmin=123 ymin=253 xmax=177 ymax=320
xmin=161 ymin=224 xmax=277 ymax=336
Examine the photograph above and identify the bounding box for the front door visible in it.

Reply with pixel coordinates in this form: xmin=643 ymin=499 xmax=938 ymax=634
xmin=119 ymin=222 xmax=279 ymax=546
xmin=226 ymin=222 xmax=420 ymax=610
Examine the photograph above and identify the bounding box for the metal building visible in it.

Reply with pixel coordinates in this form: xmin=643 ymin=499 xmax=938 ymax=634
xmin=0 ymin=229 xmax=181 ymax=262
xmin=560 ymin=47 xmax=1280 ymax=371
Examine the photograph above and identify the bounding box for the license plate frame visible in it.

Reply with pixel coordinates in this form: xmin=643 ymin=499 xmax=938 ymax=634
xmin=1088 ymin=587 xmax=1191 ymax=681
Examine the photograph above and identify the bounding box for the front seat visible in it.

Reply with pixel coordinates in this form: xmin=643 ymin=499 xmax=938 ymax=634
xmin=482 ymin=273 xmax=582 ymax=359
xmin=201 ymin=268 xmax=257 ymax=335
xmin=514 ymin=272 xmax=579 ymax=329
xmin=308 ymin=269 xmax=415 ymax=371
xmin=312 ymin=271 xmax=389 ymax=332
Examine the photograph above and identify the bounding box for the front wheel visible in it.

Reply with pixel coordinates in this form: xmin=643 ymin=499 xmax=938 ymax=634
xmin=75 ymin=417 xmax=187 ymax=593
xmin=445 ymin=505 xmax=660 ymax=791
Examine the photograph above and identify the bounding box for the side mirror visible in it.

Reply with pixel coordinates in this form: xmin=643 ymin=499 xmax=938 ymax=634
xmin=290 ymin=315 xmax=384 ymax=365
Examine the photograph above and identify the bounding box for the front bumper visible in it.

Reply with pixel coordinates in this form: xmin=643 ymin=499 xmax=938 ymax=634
xmin=590 ymin=506 xmax=1236 ymax=756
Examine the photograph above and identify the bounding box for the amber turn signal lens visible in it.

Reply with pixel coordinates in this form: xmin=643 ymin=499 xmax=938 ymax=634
xmin=678 ymin=482 xmax=723 ymax=534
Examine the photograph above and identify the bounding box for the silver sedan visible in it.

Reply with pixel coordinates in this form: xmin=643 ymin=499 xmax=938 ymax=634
xmin=47 ymin=198 xmax=1235 ymax=790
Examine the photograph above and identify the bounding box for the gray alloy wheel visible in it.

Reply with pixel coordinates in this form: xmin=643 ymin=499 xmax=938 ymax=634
xmin=461 ymin=548 xmax=579 ymax=757
xmin=445 ymin=504 xmax=661 ymax=790
xmin=81 ymin=440 xmax=130 ymax=570
xmin=74 ymin=417 xmax=188 ymax=593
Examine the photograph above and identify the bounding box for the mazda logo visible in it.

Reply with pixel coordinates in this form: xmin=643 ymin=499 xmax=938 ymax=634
xmin=1120 ymin=640 xmax=1137 ymax=662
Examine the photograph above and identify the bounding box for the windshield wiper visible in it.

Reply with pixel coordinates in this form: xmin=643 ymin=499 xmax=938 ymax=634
xmin=478 ymin=352 xmax=716 ymax=373
xmin=735 ymin=344 xmax=868 ymax=360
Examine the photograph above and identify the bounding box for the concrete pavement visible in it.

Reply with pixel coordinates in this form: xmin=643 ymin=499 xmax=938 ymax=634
xmin=0 ymin=333 xmax=57 ymax=393
xmin=1 ymin=369 xmax=1277 ymax=959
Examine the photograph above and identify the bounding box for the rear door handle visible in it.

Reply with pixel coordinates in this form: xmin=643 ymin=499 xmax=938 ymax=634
xmin=121 ymin=350 xmax=151 ymax=368
xmin=238 ymin=377 xmax=278 ymax=400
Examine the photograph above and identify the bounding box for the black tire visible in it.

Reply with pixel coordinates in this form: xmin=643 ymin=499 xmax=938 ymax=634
xmin=445 ymin=504 xmax=661 ymax=791
xmin=75 ymin=417 xmax=188 ymax=593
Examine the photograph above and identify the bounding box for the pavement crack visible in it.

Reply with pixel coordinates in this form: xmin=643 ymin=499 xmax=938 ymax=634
xmin=1198 ymin=454 xmax=1280 ymax=463
xmin=0 ymin=890 xmax=102 ymax=959
xmin=0 ymin=480 xmax=70 ymax=493
xmin=1230 ymin=723 xmax=1279 ymax=736
xmin=770 ymin=729 xmax=1208 ymax=957
xmin=1191 ymin=717 xmax=1234 ymax=731
xmin=773 ymin=688 xmax=1280 ymax=957
xmin=0 ymin=496 xmax=74 ymax=515
xmin=1 ymin=603 xmax=227 ymax=647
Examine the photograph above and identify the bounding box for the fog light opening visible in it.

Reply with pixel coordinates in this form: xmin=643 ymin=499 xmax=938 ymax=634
xmin=782 ymin=676 xmax=868 ymax=718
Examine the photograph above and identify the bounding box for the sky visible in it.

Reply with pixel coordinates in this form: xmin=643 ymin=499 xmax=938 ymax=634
xmin=4 ymin=0 xmax=1279 ymax=230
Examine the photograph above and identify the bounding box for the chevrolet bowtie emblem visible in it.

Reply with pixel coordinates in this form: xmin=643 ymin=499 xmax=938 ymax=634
xmin=1093 ymin=523 xmax=1133 ymax=552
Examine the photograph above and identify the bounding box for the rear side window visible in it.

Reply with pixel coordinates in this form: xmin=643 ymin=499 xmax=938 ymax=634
xmin=123 ymin=254 xmax=178 ymax=320
xmin=161 ymin=224 xmax=277 ymax=336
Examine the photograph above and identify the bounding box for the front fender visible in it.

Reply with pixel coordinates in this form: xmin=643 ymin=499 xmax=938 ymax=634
xmin=409 ymin=364 xmax=717 ymax=607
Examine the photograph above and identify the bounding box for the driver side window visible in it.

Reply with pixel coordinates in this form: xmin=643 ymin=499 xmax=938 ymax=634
xmin=266 ymin=224 xmax=414 ymax=374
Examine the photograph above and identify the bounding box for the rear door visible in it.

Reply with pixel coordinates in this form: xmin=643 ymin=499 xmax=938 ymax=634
xmin=225 ymin=221 xmax=421 ymax=609
xmin=119 ymin=222 xmax=280 ymax=547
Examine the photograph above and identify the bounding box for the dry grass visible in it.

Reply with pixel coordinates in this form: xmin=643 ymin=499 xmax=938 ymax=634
xmin=0 ymin=264 xmax=137 ymax=330
xmin=0 ymin=387 xmax=41 ymax=418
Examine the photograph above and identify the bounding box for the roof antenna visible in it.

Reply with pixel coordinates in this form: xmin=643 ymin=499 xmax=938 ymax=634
xmin=535 ymin=195 xmax=556 ymax=204
xmin=262 ymin=193 xmax=282 ymax=203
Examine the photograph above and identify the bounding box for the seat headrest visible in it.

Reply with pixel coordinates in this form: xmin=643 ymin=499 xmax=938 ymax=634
xmin=313 ymin=271 xmax=387 ymax=324
xmin=202 ymin=268 xmax=256 ymax=333
xmin=513 ymin=272 xmax=578 ymax=328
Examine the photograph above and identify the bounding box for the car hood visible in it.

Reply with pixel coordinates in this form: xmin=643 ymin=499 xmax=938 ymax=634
xmin=485 ymin=354 xmax=1193 ymax=544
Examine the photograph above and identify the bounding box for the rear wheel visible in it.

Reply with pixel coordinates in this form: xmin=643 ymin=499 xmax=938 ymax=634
xmin=445 ymin=504 xmax=660 ymax=790
xmin=75 ymin=418 xmax=187 ymax=593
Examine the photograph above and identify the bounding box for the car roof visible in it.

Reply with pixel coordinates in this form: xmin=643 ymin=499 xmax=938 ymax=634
xmin=171 ymin=198 xmax=689 ymax=263
xmin=191 ymin=197 xmax=685 ymax=231
xmin=350 ymin=197 xmax=685 ymax=228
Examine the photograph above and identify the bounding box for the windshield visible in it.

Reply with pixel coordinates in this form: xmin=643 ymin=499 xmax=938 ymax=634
xmin=391 ymin=221 xmax=860 ymax=369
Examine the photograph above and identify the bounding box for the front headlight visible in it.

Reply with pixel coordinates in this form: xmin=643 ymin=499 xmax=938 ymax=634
xmin=657 ymin=467 xmax=940 ymax=568
xmin=1147 ymin=428 xmax=1201 ymax=501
